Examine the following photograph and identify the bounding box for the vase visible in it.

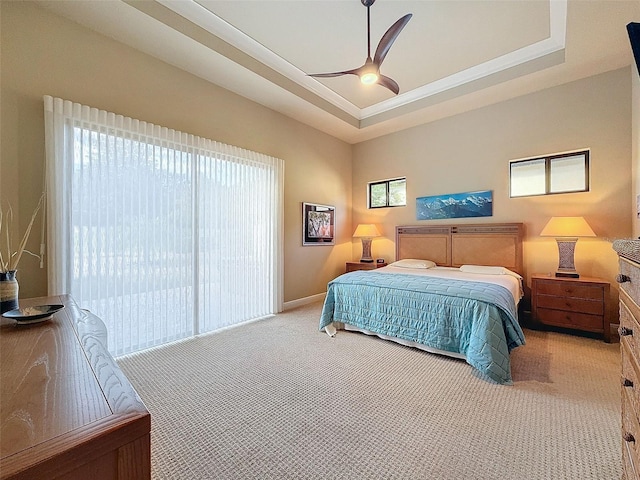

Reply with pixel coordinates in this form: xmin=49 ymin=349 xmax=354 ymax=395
xmin=0 ymin=271 xmax=19 ymax=314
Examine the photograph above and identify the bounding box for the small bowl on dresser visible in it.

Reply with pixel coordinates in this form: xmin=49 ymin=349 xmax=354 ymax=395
xmin=2 ymin=304 xmax=65 ymax=324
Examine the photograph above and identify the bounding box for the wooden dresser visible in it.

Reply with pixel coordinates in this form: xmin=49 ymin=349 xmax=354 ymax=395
xmin=0 ymin=295 xmax=150 ymax=480
xmin=613 ymin=239 xmax=640 ymax=480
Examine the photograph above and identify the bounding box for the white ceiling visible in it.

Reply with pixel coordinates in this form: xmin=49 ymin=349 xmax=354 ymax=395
xmin=37 ymin=0 xmax=639 ymax=144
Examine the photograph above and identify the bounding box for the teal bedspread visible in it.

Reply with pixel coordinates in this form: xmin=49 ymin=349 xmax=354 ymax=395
xmin=319 ymin=271 xmax=525 ymax=385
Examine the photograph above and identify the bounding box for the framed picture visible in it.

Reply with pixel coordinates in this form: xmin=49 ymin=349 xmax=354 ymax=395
xmin=302 ymin=203 xmax=335 ymax=245
xmin=416 ymin=190 xmax=493 ymax=220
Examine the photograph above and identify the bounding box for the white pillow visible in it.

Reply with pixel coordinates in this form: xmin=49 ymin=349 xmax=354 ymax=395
xmin=389 ymin=259 xmax=436 ymax=269
xmin=459 ymin=264 xmax=522 ymax=279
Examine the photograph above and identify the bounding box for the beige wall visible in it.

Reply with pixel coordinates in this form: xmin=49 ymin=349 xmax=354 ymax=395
xmin=1 ymin=2 xmax=635 ymax=312
xmin=633 ymin=65 xmax=640 ymax=237
xmin=0 ymin=1 xmax=352 ymax=303
xmin=353 ymin=68 xmax=632 ymax=309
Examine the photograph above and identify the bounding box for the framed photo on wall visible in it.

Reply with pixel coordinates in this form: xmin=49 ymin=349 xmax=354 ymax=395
xmin=416 ymin=190 xmax=493 ymax=220
xmin=302 ymin=203 xmax=335 ymax=245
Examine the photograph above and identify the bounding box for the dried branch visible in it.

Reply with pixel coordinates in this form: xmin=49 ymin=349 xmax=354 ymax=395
xmin=0 ymin=207 xmax=5 ymax=272
xmin=1 ymin=194 xmax=44 ymax=273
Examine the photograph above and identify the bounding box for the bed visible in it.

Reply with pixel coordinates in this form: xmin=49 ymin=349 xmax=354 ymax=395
xmin=319 ymin=223 xmax=526 ymax=385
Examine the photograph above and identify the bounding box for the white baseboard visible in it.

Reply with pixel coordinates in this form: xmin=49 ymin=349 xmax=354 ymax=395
xmin=283 ymin=292 xmax=326 ymax=311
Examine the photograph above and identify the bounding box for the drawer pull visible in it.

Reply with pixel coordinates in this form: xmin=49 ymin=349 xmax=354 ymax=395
xmin=616 ymin=274 xmax=631 ymax=284
xmin=619 ymin=326 xmax=634 ymax=337
xmin=623 ymin=378 xmax=634 ymax=388
xmin=624 ymin=432 xmax=636 ymax=443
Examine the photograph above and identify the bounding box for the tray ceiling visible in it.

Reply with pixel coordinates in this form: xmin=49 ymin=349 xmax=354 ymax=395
xmin=36 ymin=0 xmax=639 ymax=143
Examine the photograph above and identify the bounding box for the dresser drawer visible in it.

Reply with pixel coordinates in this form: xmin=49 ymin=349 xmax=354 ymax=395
xmin=623 ymin=388 xmax=640 ymax=479
xmin=536 ymin=308 xmax=603 ymax=332
xmin=623 ymin=342 xmax=640 ymax=424
xmin=621 ymin=257 xmax=640 ymax=304
xmin=536 ymin=294 xmax=604 ymax=315
xmin=535 ymin=280 xmax=604 ymax=300
xmin=621 ymin=290 xmax=640 ymax=360
xmin=624 ymin=448 xmax=637 ymax=480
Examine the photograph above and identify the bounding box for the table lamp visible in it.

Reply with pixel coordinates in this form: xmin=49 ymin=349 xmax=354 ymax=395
xmin=540 ymin=216 xmax=596 ymax=278
xmin=353 ymin=224 xmax=380 ymax=263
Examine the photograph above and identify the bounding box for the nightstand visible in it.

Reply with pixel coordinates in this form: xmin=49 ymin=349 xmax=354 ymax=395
xmin=346 ymin=261 xmax=387 ymax=273
xmin=531 ymin=273 xmax=611 ymax=342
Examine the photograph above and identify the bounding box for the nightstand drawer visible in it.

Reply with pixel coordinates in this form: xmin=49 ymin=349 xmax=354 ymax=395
xmin=346 ymin=262 xmax=387 ymax=272
xmin=536 ymin=308 xmax=603 ymax=332
xmin=536 ymin=294 xmax=604 ymax=315
xmin=534 ymin=281 xmax=604 ymax=300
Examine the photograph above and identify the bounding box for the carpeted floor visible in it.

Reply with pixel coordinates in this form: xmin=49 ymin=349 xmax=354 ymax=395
xmin=118 ymin=301 xmax=621 ymax=479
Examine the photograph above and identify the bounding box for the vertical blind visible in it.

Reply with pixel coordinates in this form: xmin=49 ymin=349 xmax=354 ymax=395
xmin=44 ymin=96 xmax=284 ymax=356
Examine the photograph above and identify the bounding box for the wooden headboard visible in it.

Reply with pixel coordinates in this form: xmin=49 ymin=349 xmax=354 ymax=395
xmin=395 ymin=223 xmax=524 ymax=276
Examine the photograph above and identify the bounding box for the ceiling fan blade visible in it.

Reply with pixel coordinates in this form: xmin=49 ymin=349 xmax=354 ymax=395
xmin=308 ymin=68 xmax=361 ymax=78
xmin=377 ymin=74 xmax=400 ymax=95
xmin=373 ymin=13 xmax=412 ymax=67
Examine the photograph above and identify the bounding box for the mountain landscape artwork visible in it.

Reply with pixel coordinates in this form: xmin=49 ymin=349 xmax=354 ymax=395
xmin=416 ymin=190 xmax=493 ymax=220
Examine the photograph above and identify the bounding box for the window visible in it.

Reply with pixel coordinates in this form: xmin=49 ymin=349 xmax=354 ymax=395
xmin=44 ymin=96 xmax=284 ymax=356
xmin=510 ymin=150 xmax=589 ymax=197
xmin=369 ymin=177 xmax=406 ymax=208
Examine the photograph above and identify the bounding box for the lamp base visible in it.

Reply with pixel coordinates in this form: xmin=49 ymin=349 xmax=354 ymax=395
xmin=555 ymin=270 xmax=580 ymax=278
xmin=554 ymin=238 xmax=580 ymax=278
xmin=360 ymin=238 xmax=374 ymax=263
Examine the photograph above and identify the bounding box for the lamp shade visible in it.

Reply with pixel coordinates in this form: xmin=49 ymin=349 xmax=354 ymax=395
xmin=353 ymin=224 xmax=380 ymax=238
xmin=540 ymin=217 xmax=596 ymax=238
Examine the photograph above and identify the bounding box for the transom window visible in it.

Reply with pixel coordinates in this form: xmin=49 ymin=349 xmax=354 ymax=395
xmin=368 ymin=177 xmax=406 ymax=208
xmin=510 ymin=150 xmax=590 ymax=198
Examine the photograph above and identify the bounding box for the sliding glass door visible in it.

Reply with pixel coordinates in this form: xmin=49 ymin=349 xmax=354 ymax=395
xmin=45 ymin=96 xmax=283 ymax=356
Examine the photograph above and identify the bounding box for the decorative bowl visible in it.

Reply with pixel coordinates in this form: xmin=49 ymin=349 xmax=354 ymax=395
xmin=2 ymin=304 xmax=65 ymax=324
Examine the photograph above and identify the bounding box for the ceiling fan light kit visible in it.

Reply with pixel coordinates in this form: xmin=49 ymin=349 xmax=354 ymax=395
xmin=308 ymin=0 xmax=412 ymax=95
xmin=359 ymin=60 xmax=379 ymax=85
xmin=361 ymin=73 xmax=378 ymax=85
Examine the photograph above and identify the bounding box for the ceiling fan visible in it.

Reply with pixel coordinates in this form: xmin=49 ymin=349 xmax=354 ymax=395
xmin=308 ymin=0 xmax=412 ymax=95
